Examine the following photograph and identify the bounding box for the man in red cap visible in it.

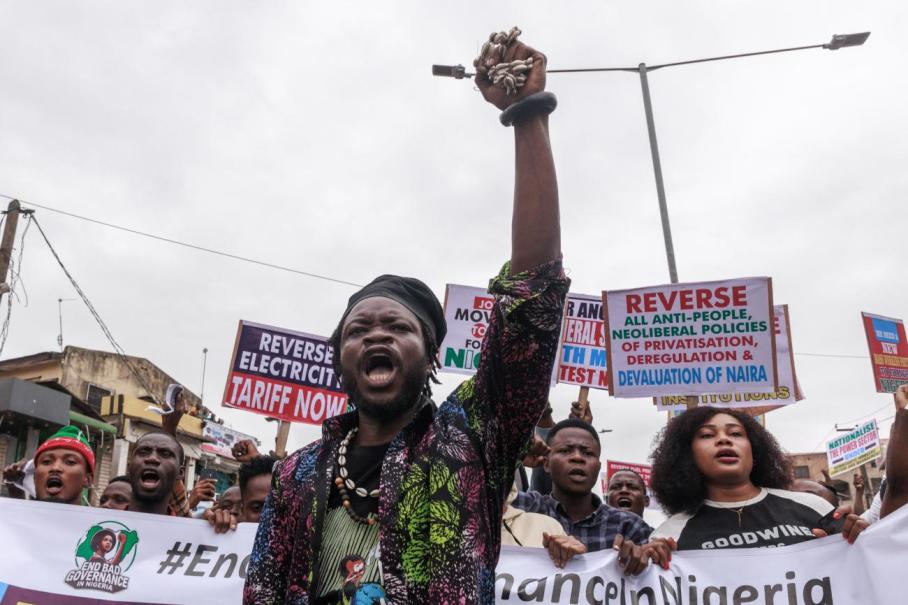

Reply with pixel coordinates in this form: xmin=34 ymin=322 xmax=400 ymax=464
xmin=2 ymin=425 xmax=95 ymax=506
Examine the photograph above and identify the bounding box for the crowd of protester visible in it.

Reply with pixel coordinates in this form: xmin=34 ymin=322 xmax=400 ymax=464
xmin=2 ymin=33 xmax=907 ymax=605
xmin=3 ymin=385 xmax=905 ymax=569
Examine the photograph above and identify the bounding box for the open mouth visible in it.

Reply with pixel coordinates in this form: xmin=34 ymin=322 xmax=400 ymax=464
xmin=567 ymin=468 xmax=588 ymax=481
xmin=616 ymin=496 xmax=633 ymax=508
xmin=715 ymin=448 xmax=739 ymax=464
xmin=140 ymin=469 xmax=161 ymax=490
xmin=45 ymin=475 xmax=64 ymax=494
xmin=362 ymin=350 xmax=396 ymax=387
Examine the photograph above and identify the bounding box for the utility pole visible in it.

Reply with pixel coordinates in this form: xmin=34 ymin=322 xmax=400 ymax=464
xmin=0 ymin=199 xmax=22 ymax=306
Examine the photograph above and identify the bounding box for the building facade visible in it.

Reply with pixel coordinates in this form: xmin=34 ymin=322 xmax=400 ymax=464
xmin=0 ymin=346 xmax=257 ymax=504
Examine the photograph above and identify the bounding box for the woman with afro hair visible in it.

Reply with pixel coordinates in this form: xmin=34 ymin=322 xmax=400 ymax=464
xmin=645 ymin=407 xmax=869 ymax=558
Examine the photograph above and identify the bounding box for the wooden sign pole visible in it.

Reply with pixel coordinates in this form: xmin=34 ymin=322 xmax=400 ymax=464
xmin=275 ymin=420 xmax=291 ymax=458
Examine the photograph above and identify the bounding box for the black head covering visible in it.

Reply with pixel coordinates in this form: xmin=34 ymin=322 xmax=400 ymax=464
xmin=339 ymin=275 xmax=446 ymax=343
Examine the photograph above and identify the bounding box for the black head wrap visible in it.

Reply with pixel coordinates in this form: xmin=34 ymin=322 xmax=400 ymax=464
xmin=338 ymin=275 xmax=446 ymax=343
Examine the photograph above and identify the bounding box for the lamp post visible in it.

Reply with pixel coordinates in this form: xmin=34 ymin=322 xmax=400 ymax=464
xmin=433 ymin=32 xmax=870 ymax=284
xmin=57 ymin=297 xmax=77 ymax=351
xmin=548 ymin=32 xmax=870 ymax=284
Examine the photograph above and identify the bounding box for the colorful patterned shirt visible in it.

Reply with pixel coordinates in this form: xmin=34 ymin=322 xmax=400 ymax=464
xmin=512 ymin=491 xmax=652 ymax=552
xmin=243 ymin=259 xmax=568 ymax=604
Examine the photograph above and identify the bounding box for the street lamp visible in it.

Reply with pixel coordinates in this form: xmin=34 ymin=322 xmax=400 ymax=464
xmin=57 ymin=297 xmax=77 ymax=351
xmin=433 ymin=32 xmax=869 ymax=283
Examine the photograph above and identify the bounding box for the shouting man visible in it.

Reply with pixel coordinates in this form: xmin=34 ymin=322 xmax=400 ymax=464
xmin=607 ymin=469 xmax=651 ymax=519
xmin=127 ymin=431 xmax=184 ymax=516
xmin=2 ymin=426 xmax=95 ymax=506
xmin=245 ymin=33 xmax=568 ymax=604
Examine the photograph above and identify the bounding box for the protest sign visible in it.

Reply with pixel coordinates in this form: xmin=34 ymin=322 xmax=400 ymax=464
xmin=200 ymin=423 xmax=259 ymax=459
xmin=605 ymin=460 xmax=652 ymax=486
xmin=603 ymin=277 xmax=777 ymax=398
xmin=861 ymin=311 xmax=908 ymax=393
xmin=439 ymin=283 xmax=557 ymax=385
xmin=601 ymin=461 xmax=661 ymax=512
xmin=2 ymin=498 xmax=907 ymax=604
xmin=439 ymin=284 xmax=493 ymax=376
xmin=556 ymin=293 xmax=608 ymax=389
xmin=826 ymin=419 xmax=882 ymax=477
xmin=221 ymin=320 xmax=346 ymax=425
xmin=655 ymin=304 xmax=803 ymax=411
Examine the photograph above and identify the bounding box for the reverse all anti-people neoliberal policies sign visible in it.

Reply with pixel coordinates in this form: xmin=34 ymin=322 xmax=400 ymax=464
xmin=222 ymin=321 xmax=347 ymax=424
xmin=603 ymin=277 xmax=777 ymax=398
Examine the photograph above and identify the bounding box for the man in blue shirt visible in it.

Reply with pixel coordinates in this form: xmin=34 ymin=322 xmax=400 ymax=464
xmin=513 ymin=419 xmax=652 ymax=553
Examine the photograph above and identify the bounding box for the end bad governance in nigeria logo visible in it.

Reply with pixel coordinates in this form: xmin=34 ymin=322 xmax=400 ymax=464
xmin=64 ymin=520 xmax=139 ymax=594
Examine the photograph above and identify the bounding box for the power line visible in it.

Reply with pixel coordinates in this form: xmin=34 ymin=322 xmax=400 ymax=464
xmin=0 ymin=196 xmax=882 ymax=363
xmin=30 ymin=215 xmax=165 ymax=406
xmin=0 ymin=193 xmax=364 ymax=289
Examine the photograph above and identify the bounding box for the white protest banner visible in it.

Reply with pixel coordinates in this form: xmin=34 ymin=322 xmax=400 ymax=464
xmin=826 ymin=419 xmax=882 ymax=477
xmin=493 ymin=507 xmax=905 ymax=604
xmin=655 ymin=304 xmax=804 ymax=411
xmin=603 ymin=277 xmax=777 ymax=398
xmin=3 ymin=498 xmax=907 ymax=604
xmin=0 ymin=498 xmax=251 ymax=604
xmin=557 ymin=293 xmax=609 ymax=390
xmin=439 ymin=284 xmax=493 ymax=376
xmin=221 ymin=320 xmax=347 ymax=425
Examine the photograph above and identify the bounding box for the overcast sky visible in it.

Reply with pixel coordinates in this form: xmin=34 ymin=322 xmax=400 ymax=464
xmin=0 ymin=2 xmax=904 ymax=472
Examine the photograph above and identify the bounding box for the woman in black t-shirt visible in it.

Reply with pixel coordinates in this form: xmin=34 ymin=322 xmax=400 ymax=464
xmin=645 ymin=407 xmax=868 ymax=559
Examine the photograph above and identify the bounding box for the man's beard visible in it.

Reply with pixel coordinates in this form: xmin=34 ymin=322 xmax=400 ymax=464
xmin=344 ymin=364 xmax=426 ymax=423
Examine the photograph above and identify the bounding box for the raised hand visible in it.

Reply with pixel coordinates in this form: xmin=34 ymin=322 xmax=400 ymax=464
xmin=521 ymin=434 xmax=550 ymax=468
xmin=231 ymin=439 xmax=262 ymax=463
xmin=161 ymin=388 xmax=187 ymax=436
xmin=474 ymin=31 xmax=547 ymax=111
xmin=188 ymin=478 xmax=217 ymax=509
xmin=569 ymin=400 xmax=593 ymax=425
xmin=895 ymin=384 xmax=908 ymax=411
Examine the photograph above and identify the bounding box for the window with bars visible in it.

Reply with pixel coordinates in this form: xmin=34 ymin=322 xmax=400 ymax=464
xmin=793 ymin=465 xmax=811 ymax=479
xmin=85 ymin=384 xmax=113 ymax=411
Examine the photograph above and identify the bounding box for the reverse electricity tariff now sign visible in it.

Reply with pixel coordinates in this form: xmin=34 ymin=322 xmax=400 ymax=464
xmin=221 ymin=320 xmax=347 ymax=425
xmin=861 ymin=312 xmax=908 ymax=393
xmin=3 ymin=498 xmax=908 ymax=605
xmin=826 ymin=419 xmax=882 ymax=477
xmin=655 ymin=304 xmax=804 ymax=411
xmin=603 ymin=277 xmax=778 ymax=398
